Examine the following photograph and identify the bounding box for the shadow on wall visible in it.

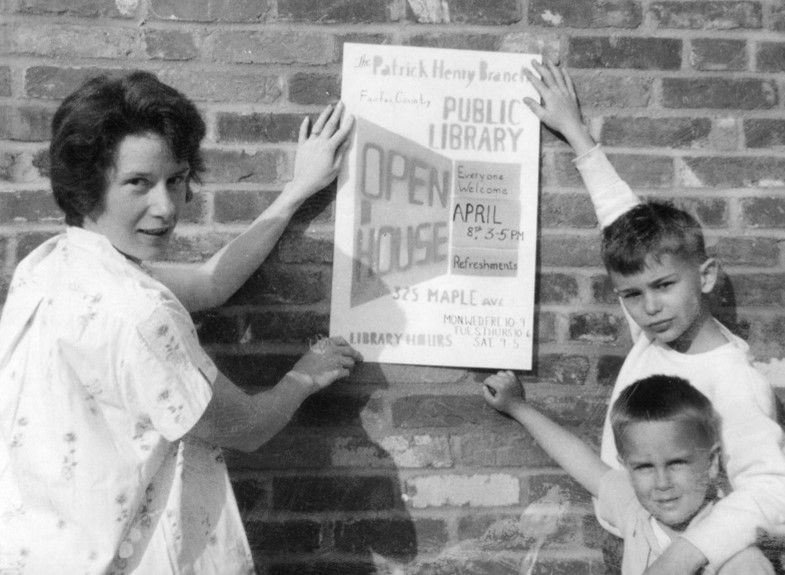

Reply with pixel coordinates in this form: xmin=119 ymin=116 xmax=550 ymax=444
xmin=219 ymin=206 xmax=418 ymax=574
xmin=226 ymin=363 xmax=418 ymax=575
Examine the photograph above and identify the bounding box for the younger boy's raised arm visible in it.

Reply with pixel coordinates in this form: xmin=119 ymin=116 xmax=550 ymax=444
xmin=483 ymin=371 xmax=610 ymax=497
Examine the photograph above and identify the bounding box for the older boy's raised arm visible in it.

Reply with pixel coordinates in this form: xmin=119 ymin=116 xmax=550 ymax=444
xmin=524 ymin=61 xmax=640 ymax=229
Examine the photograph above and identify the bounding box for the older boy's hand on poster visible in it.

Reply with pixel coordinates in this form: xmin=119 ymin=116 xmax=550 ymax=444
xmin=287 ymin=102 xmax=355 ymax=201
xmin=483 ymin=370 xmax=526 ymax=415
xmin=524 ymin=60 xmax=596 ymax=156
xmin=290 ymin=336 xmax=364 ymax=392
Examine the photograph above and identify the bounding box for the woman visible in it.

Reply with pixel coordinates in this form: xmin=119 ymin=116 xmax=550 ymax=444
xmin=0 ymin=71 xmax=362 ymax=574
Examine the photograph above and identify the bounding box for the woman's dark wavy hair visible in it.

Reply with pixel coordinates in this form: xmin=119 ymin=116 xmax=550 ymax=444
xmin=49 ymin=70 xmax=206 ymax=226
xmin=611 ymin=374 xmax=720 ymax=459
xmin=601 ymin=201 xmax=707 ymax=276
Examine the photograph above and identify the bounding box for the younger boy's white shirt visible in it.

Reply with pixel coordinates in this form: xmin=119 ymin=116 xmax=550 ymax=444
xmin=576 ymin=146 xmax=785 ymax=569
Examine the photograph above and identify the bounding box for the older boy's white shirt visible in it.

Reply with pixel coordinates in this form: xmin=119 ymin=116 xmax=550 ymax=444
xmin=576 ymin=146 xmax=785 ymax=569
xmin=0 ymin=227 xmax=253 ymax=574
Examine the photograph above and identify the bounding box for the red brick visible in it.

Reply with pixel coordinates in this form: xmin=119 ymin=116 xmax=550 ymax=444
xmin=275 ymin=228 xmax=335 ymax=263
xmin=159 ymin=69 xmax=283 ymax=104
xmin=537 ymin=311 xmax=558 ymax=343
xmin=272 ymin=475 xmax=400 ymax=511
xmin=745 ymin=118 xmax=785 ymax=148
xmin=228 ymin=433 xmax=332 ymax=470
xmin=662 ymin=77 xmax=778 ymax=109
xmin=213 ymin=190 xmax=277 ymax=223
xmin=568 ymin=37 xmax=682 ymax=70
xmin=552 ymin=152 xmax=674 ymax=189
xmin=209 ymin=353 xmax=299 ymax=388
xmin=711 ymin=237 xmax=780 ymax=267
xmin=291 ymin=391 xmax=382 ymax=428
xmin=435 ymin=0 xmax=521 ymax=24
xmin=529 ymin=0 xmax=641 ymax=28
xmin=538 ymin=273 xmax=580 ymax=304
xmin=392 ymin=395 xmax=492 ymax=428
xmin=279 ymin=0 xmax=391 ymax=23
xmin=0 ymin=67 xmax=11 ymax=97
xmin=180 ymin=190 xmax=208 ymax=224
xmin=540 ymin=235 xmax=602 ymax=267
xmin=202 ymin=149 xmax=287 ymax=184
xmin=335 ymin=34 xmax=390 ymax=61
xmin=741 ymin=197 xmax=785 ymax=228
xmin=573 ymin=74 xmax=653 ymax=109
xmin=600 ymin=117 xmax=712 ymax=148
xmin=569 ymin=313 xmax=621 ymax=344
xmin=216 ymin=113 xmax=304 ymax=144
xmin=0 ymin=152 xmax=17 ymax=181
xmin=540 ymin=193 xmax=598 ymax=229
xmin=454 ymin=431 xmax=553 ymax=467
xmin=165 ymin=231 xmax=235 ymax=263
xmin=213 ymin=31 xmax=334 ymax=65
xmin=0 ymin=190 xmax=61 ymax=223
xmin=457 ymin=510 xmax=582 ymax=549
xmin=288 ymin=72 xmax=341 ymax=105
xmin=690 ymin=39 xmax=748 ymax=71
xmin=4 ymin=24 xmax=139 ymax=60
xmin=14 ymin=0 xmax=134 ymax=17
xmin=243 ymin=519 xmax=321 ymax=553
xmin=678 ymin=197 xmax=729 ymax=229
xmin=0 ymin=106 xmax=53 ymax=142
xmin=538 ymin=354 xmax=592 ymax=385
xmin=229 ymin=264 xmax=329 ymax=306
xmin=149 ymin=0 xmax=273 ymax=22
xmin=247 ymin=310 xmax=328 ymax=342
xmin=681 ymin=156 xmax=785 ymax=188
xmin=650 ymin=1 xmax=762 ymax=29
xmin=335 ymin=518 xmax=424 ymax=556
xmin=758 ymin=42 xmax=785 ymax=73
xmin=25 ymin=66 xmax=118 ymax=100
xmin=597 ymin=354 xmax=625 ymax=386
xmin=193 ymin=310 xmax=239 ymax=344
xmin=591 ymin=274 xmax=616 ymax=305
xmin=729 ymin=274 xmax=785 ymax=306
xmin=405 ymin=34 xmax=502 ymax=52
xmin=143 ymin=30 xmax=199 ymax=61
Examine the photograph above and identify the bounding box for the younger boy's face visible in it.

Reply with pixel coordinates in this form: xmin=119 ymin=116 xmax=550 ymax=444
xmin=620 ymin=419 xmax=718 ymax=529
xmin=609 ymin=252 xmax=715 ymax=352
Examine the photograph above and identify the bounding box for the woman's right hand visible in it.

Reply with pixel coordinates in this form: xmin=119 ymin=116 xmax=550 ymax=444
xmin=289 ymin=336 xmax=363 ymax=392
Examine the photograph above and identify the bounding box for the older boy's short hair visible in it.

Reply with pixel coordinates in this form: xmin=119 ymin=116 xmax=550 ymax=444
xmin=601 ymin=201 xmax=707 ymax=276
xmin=611 ymin=374 xmax=719 ymax=459
xmin=49 ymin=70 xmax=206 ymax=226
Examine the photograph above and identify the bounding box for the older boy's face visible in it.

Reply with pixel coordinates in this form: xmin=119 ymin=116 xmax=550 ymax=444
xmin=83 ymin=133 xmax=189 ymax=261
xmin=621 ymin=419 xmax=718 ymax=529
xmin=609 ymin=253 xmax=715 ymax=352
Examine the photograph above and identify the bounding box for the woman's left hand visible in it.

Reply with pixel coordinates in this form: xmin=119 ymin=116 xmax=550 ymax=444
xmin=288 ymin=102 xmax=354 ymax=200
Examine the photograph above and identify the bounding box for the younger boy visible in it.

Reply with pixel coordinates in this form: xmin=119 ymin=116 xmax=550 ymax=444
xmin=483 ymin=372 xmax=774 ymax=575
xmin=520 ymin=60 xmax=785 ymax=574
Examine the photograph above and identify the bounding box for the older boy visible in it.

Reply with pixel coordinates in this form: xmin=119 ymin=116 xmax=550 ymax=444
xmin=483 ymin=372 xmax=774 ymax=575
xmin=521 ymin=60 xmax=785 ymax=574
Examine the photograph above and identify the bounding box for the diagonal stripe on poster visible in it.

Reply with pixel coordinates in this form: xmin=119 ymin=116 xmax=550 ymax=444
xmin=331 ymin=43 xmax=541 ymax=370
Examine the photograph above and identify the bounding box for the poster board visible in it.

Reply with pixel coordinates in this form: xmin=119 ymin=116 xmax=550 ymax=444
xmin=330 ymin=43 xmax=541 ymax=369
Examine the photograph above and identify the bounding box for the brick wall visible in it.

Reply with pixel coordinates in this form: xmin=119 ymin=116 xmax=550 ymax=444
xmin=2 ymin=1 xmax=785 ymax=573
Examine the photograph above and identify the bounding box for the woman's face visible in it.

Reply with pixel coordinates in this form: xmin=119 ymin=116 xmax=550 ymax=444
xmin=83 ymin=133 xmax=189 ymax=261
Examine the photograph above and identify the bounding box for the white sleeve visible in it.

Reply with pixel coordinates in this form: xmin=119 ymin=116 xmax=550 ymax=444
xmin=681 ymin=366 xmax=785 ymax=569
xmin=573 ymin=145 xmax=641 ymax=229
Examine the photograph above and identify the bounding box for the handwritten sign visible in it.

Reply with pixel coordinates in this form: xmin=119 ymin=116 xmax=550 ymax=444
xmin=330 ymin=44 xmax=541 ymax=369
